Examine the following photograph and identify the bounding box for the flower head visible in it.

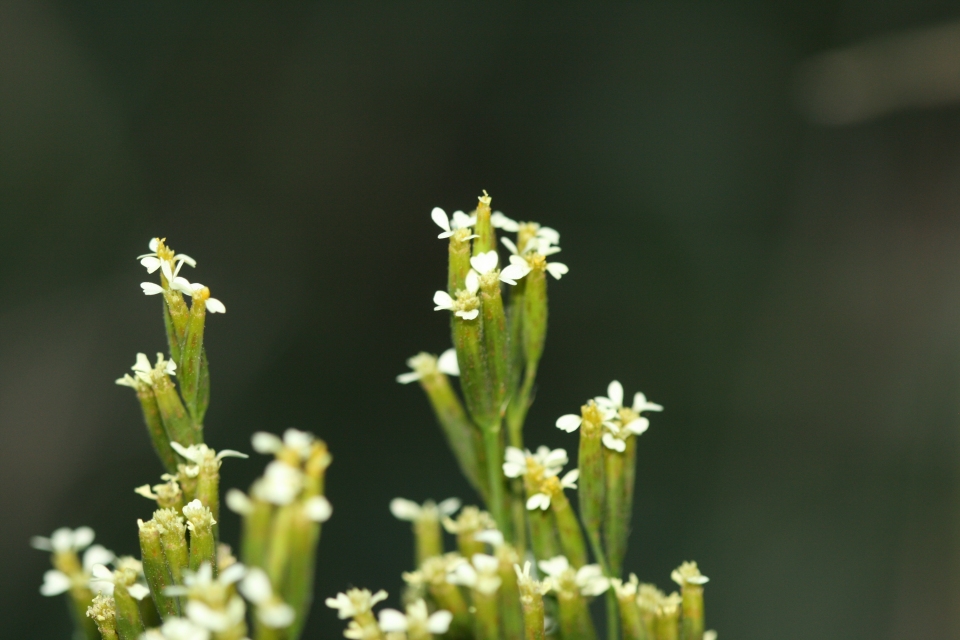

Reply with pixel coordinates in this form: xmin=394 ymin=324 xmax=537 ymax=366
xmin=502 ymin=446 xmax=568 ymax=480
xmin=239 ymin=568 xmax=295 ymax=628
xmin=538 ymin=556 xmax=609 ymax=597
xmin=447 ymin=554 xmax=502 ymax=595
xmin=671 ymin=561 xmax=709 ymax=587
xmin=250 ymin=428 xmax=316 ymax=460
xmin=396 ymin=349 xmax=459 ymax=384
xmin=390 ymin=497 xmax=461 ymax=522
xmin=325 ymin=588 xmax=388 ymax=620
xmin=433 ymin=270 xmax=481 ymax=320
xmin=431 ymin=207 xmax=477 ymax=239
xmin=490 ymin=211 xmax=520 ymax=232
xmin=251 ymin=461 xmax=304 ymax=505
xmin=31 ymin=526 xmax=96 ymax=554
xmin=89 ymin=558 xmax=150 ymax=600
xmin=378 ymin=598 xmax=452 ymax=636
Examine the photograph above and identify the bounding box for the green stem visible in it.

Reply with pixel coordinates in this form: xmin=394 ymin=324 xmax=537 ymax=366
xmin=112 ymin=584 xmax=145 ymax=640
xmin=481 ymin=422 xmax=512 ymax=539
xmin=241 ymin=498 xmax=274 ymax=570
xmin=283 ymin=506 xmax=322 ymax=640
xmin=519 ymin=589 xmax=545 ymax=640
xmin=135 ymin=387 xmax=179 ymax=474
xmin=178 ymin=291 xmax=207 ymax=421
xmin=680 ymin=584 xmax=704 ymax=640
xmin=153 ymin=376 xmax=201 ymax=447
xmin=472 ymin=590 xmax=500 ymax=640
xmin=603 ymin=442 xmax=629 ymax=577
xmin=499 ymin=560 xmax=524 ymax=640
xmin=139 ymin=520 xmax=179 ymax=618
xmin=551 ymin=491 xmax=588 ymax=569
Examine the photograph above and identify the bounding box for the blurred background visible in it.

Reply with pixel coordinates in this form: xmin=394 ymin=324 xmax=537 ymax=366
xmin=3 ymin=2 xmax=960 ymax=638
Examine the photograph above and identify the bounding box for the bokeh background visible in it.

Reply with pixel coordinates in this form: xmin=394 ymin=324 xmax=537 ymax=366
xmin=3 ymin=3 xmax=960 ymax=639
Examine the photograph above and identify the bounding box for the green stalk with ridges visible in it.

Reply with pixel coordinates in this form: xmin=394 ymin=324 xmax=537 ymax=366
xmin=112 ymin=584 xmax=144 ymax=640
xmin=138 ymin=520 xmax=179 ymax=618
xmin=135 ymin=385 xmax=179 ymax=474
xmin=178 ymin=288 xmax=208 ymax=421
xmin=153 ymin=375 xmax=201 ymax=447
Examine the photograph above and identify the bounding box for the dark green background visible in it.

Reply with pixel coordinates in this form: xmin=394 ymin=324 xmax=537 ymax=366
xmin=3 ymin=3 xmax=960 ymax=639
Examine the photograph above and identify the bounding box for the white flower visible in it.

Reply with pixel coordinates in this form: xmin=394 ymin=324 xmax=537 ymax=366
xmin=502 ymin=229 xmax=568 ymax=280
xmin=490 ymin=211 xmax=520 ymax=232
xmin=671 ymin=561 xmax=709 ymax=586
xmin=89 ymin=561 xmax=150 ymax=600
xmin=138 ymin=238 xmax=197 ymax=272
xmin=468 ymin=250 xmax=523 ymax=287
xmin=525 ymin=469 xmax=577 ymax=511
xmin=124 ymin=352 xmax=176 ymax=387
xmin=396 ymin=349 xmax=459 ymax=384
xmin=31 ymin=526 xmax=95 ymax=554
xmin=390 ymin=497 xmax=461 ymax=522
xmin=304 ymin=496 xmax=333 ymax=523
xmin=431 ymin=208 xmax=477 ymax=239
xmin=325 ymin=588 xmax=388 ymax=619
xmin=39 ymin=570 xmax=73 ymax=596
xmin=602 ymin=432 xmax=627 ymax=452
xmin=473 ymin=529 xmax=504 ymax=548
xmin=537 ymin=556 xmax=609 ymax=597
xmin=149 ymin=618 xmax=211 ymax=640
xmin=251 ymin=461 xmax=304 ymax=505
xmin=166 ymin=277 xmax=226 ymax=314
xmin=251 ymin=428 xmax=315 ymax=460
xmin=447 ymin=554 xmax=502 ymax=595
xmin=595 ymin=380 xmax=661 ymax=434
xmin=502 ymin=446 xmax=568 ymax=479
xmin=185 ymin=596 xmax=246 ymax=633
xmin=164 ymin=562 xmax=246 ymax=599
xmin=378 ymin=599 xmax=452 ymax=636
xmin=239 ymin=568 xmax=295 ymax=628
xmin=433 ymin=270 xmax=481 ymax=320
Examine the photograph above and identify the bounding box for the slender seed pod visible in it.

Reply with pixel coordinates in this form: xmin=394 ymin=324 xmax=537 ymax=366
xmin=134 ymin=385 xmax=179 ymax=474
xmin=178 ymin=286 xmax=208 ymax=421
xmin=473 ymin=192 xmax=496 ymax=255
xmin=138 ymin=519 xmax=179 ymax=619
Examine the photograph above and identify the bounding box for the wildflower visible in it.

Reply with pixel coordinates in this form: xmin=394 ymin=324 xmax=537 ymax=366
xmin=671 ymin=561 xmax=709 ymax=586
xmin=390 ymin=497 xmax=461 ymax=522
xmin=377 ymin=598 xmax=453 ymax=636
xmin=657 ymin=591 xmax=683 ymax=616
xmin=251 ymin=428 xmax=314 ymax=460
xmin=431 ymin=208 xmax=477 ymax=239
xmin=433 ymin=270 xmax=480 ymax=320
xmin=596 ymin=380 xmax=662 ymax=428
xmin=538 ymin=556 xmax=609 ymax=597
xmin=447 ymin=554 xmax=502 ymax=595
xmin=239 ymin=568 xmax=296 ymax=628
xmin=525 ymin=469 xmax=579 ymax=511
xmin=138 ymin=237 xmax=196 ymax=273
xmin=502 ymin=446 xmax=568 ymax=479
xmin=89 ymin=558 xmax=150 ymax=599
xmin=166 ymin=277 xmax=226 ymax=314
xmin=514 ymin=561 xmax=551 ymax=596
xmin=325 ymin=588 xmax=388 ymax=620
xmin=118 ymin=352 xmax=176 ymax=388
xmin=170 ymin=442 xmax=247 ymax=469
xmin=31 ymin=526 xmax=96 ymax=555
xmin=251 ymin=461 xmax=304 ymax=505
xmin=396 ymin=349 xmax=459 ymax=384
xmin=164 ymin=563 xmax=247 ymax=633
xmin=610 ymin=573 xmax=640 ymax=599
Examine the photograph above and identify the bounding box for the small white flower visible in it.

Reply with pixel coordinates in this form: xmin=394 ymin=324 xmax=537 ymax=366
xmin=502 ymin=446 xmax=568 ymax=479
xmin=89 ymin=562 xmax=150 ymax=600
xmin=498 ymin=255 xmax=532 ymax=285
xmin=170 ymin=442 xmax=248 ymax=466
xmin=602 ymin=432 xmax=627 ymax=452
xmin=396 ymin=349 xmax=459 ymax=384
xmin=671 ymin=561 xmax=709 ymax=586
xmin=39 ymin=570 xmax=72 ymax=596
xmin=251 ymin=462 xmax=304 ymax=505
xmin=304 ymin=496 xmax=333 ymax=523
xmin=433 ymin=271 xmax=481 ymax=320
xmin=31 ymin=526 xmax=96 ymax=554
xmin=325 ymin=588 xmax=388 ymax=619
xmin=490 ymin=211 xmax=520 ymax=232
xmin=40 ymin=543 xmax=115 ymax=595
xmin=378 ymin=599 xmax=452 ymax=636
xmin=431 ymin=208 xmax=477 ymax=239
xmin=473 ymin=529 xmax=504 ymax=548
xmin=167 ymin=277 xmax=226 ymax=314
xmin=595 ymin=380 xmax=660 ymax=435
xmin=250 ymin=428 xmax=315 ymax=460
xmin=469 ymin=250 xmax=498 ymax=276
xmin=525 ymin=493 xmax=551 ymax=511
xmin=538 ymin=556 xmax=609 ymax=597
xmin=390 ymin=497 xmax=461 ymax=522
xmin=447 ymin=554 xmax=502 ymax=595
xmin=138 ymin=238 xmax=197 ymax=271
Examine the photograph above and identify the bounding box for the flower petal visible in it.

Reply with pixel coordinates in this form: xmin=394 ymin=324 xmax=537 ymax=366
xmin=39 ymin=570 xmax=72 ymax=596
xmin=128 ymin=583 xmax=151 ymax=600
xmin=555 ymin=414 xmax=583 ymax=432
xmin=437 ymin=348 xmax=460 ymax=376
xmin=389 ymin=498 xmax=422 ymax=521
xmin=625 ymin=417 xmax=649 ymax=435
xmin=438 ymin=497 xmax=462 ymax=516
xmin=205 ymin=298 xmax=226 ymax=314
xmin=141 ymin=282 xmax=164 ymax=295
xmin=396 ymin=370 xmax=422 ymax=384
xmin=457 ymin=309 xmax=480 ymax=321
xmin=501 ymin=236 xmax=519 ymax=255
xmin=378 ymin=608 xmax=409 ymax=632
xmin=304 ymin=496 xmax=333 ymax=522
xmin=602 ymin=433 xmax=626 ymax=452
xmin=251 ymin=432 xmax=283 ymax=454
xmin=607 ymin=381 xmax=624 ymax=408
xmin=546 ymin=262 xmax=569 ymax=280
xmin=433 ymin=291 xmax=454 ymax=310
xmin=465 ymin=269 xmax=480 ymax=294
xmin=490 ymin=211 xmax=519 ymax=232
xmin=239 ymin=568 xmax=273 ymax=604
xmin=427 ymin=610 xmax=454 ymax=634
xmin=431 ymin=207 xmax=451 ymax=233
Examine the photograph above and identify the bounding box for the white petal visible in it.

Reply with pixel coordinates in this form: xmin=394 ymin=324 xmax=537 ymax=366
xmin=632 ymin=392 xmax=664 ymax=412
xmin=160 ymin=260 xmax=174 ymax=283
xmin=141 ymin=282 xmax=164 ymax=295
xmin=471 ymin=553 xmax=500 ymax=573
xmin=83 ymin=545 xmax=116 ymax=572
xmin=431 ymin=207 xmax=451 ymax=233
xmin=541 ymin=448 xmax=568 ymax=469
xmin=174 ymin=253 xmax=197 ymax=267
xmin=140 ymin=256 xmax=162 ymax=273
xmin=39 ymin=570 xmax=71 ymax=596
xmin=502 ymin=461 xmax=525 ymax=478
xmin=433 ymin=291 xmax=454 ymax=310
xmin=259 ymin=603 xmax=295 ymax=628
xmin=50 ymin=528 xmax=74 ymax=552
xmin=251 ymin=432 xmax=283 ymax=454
xmin=396 ymin=370 xmax=422 ymax=384
xmin=457 ymin=309 xmax=480 ymax=321
xmin=378 ymin=609 xmax=409 ymax=632
xmin=216 ymin=449 xmax=249 ymax=461
xmin=172 ymin=276 xmax=194 ymax=295
xmin=72 ymin=527 xmax=95 ymax=550
xmin=546 ymin=262 xmax=569 ymax=280
xmin=304 ymin=496 xmax=333 ymax=522
xmin=219 ymin=563 xmax=247 ymax=586
xmin=499 ymin=263 xmax=529 ymax=285
xmin=505 ymin=447 xmax=527 ymax=466
xmin=427 ymin=610 xmax=454 ymax=634
xmin=91 ymin=564 xmax=114 ymax=581
xmin=438 ymin=497 xmax=462 ymax=516
xmin=205 ymin=298 xmax=226 ymax=314
xmin=501 ymin=236 xmax=519 ymax=255
xmin=490 ymin=211 xmax=519 ymax=232
xmin=526 ymin=493 xmax=551 ymax=511
xmin=437 ymin=348 xmax=460 ymax=376
xmin=537 ymin=226 xmax=561 ymax=245
xmin=470 ymin=250 xmax=499 ymax=275
xmin=537 ymin=556 xmax=570 ymax=578
xmin=127 ymin=583 xmax=150 ymax=600
xmin=389 ymin=498 xmax=422 ymax=521
xmin=625 ymin=417 xmax=649 ymax=435
xmin=186 ymin=600 xmax=230 ymax=632
xmin=602 ymin=433 xmax=626 ymax=452
xmin=451 ymin=210 xmax=476 ymax=229
xmin=465 ymin=269 xmax=480 ymax=294
xmin=226 ymin=491 xmax=253 ymax=518
xmin=561 ymin=469 xmax=580 ymax=489
xmin=474 ymin=529 xmax=504 ymax=547
xmin=30 ymin=536 xmax=53 ymax=552
xmin=239 ymin=568 xmax=273 ymax=604
xmin=148 ymin=237 xmax=160 ymax=252
xmin=607 ymin=381 xmax=624 ymax=408
xmin=555 ymin=414 xmax=583 ymax=432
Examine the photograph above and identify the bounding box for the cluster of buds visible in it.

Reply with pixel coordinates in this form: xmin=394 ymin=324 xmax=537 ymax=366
xmin=33 ymin=238 xmax=331 ymax=640
xmin=225 ymin=428 xmax=333 ymax=639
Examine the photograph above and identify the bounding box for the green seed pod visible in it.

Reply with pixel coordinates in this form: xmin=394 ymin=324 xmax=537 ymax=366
xmin=473 ymin=192 xmax=496 ymax=255
xmin=134 ymin=385 xmax=179 ymax=474
xmin=138 ymin=519 xmax=179 ymax=619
